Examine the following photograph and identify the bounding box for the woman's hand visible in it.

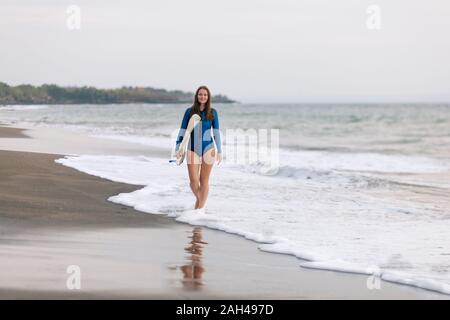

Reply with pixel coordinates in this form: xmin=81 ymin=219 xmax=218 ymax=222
xmin=176 ymin=149 xmax=185 ymax=160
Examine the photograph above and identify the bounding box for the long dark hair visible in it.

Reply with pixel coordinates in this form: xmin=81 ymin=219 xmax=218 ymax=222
xmin=190 ymin=85 xmax=214 ymax=120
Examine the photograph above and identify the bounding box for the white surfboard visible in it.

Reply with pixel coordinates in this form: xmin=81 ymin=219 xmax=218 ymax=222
xmin=175 ymin=113 xmax=201 ymax=165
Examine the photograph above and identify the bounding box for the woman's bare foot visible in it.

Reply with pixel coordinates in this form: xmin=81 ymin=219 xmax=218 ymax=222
xmin=195 ymin=198 xmax=199 ymax=209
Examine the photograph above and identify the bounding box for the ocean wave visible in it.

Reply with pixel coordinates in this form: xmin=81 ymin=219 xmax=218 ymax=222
xmin=55 ymin=154 xmax=450 ymax=296
xmin=0 ymin=105 xmax=49 ymax=111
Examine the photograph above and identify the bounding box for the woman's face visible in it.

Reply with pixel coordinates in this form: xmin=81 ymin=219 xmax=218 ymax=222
xmin=197 ymin=89 xmax=208 ymax=105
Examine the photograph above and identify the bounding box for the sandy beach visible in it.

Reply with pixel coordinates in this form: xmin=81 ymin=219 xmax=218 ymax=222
xmin=0 ymin=125 xmax=448 ymax=299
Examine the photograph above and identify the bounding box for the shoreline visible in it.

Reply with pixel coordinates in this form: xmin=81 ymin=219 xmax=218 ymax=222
xmin=0 ymin=125 xmax=448 ymax=299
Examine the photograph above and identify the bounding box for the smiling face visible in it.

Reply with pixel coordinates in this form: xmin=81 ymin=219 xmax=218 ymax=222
xmin=197 ymin=88 xmax=209 ymax=105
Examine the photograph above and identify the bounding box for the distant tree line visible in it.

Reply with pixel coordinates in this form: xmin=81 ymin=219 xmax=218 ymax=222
xmin=0 ymin=82 xmax=235 ymax=105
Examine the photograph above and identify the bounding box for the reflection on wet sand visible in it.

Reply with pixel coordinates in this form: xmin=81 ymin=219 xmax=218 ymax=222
xmin=180 ymin=227 xmax=207 ymax=290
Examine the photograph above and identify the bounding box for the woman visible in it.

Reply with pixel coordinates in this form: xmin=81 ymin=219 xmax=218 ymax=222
xmin=175 ymin=86 xmax=223 ymax=210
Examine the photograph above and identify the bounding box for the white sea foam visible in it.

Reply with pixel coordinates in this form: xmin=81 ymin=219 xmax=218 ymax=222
xmin=55 ymin=153 xmax=450 ymax=295
xmin=276 ymin=149 xmax=449 ymax=174
xmin=0 ymin=105 xmax=49 ymax=111
xmin=93 ymin=134 xmax=172 ymax=149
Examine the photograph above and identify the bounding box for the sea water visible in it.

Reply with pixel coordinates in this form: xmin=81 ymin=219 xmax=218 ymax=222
xmin=2 ymin=103 xmax=450 ymax=294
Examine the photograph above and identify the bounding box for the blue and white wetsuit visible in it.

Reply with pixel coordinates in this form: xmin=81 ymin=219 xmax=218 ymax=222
xmin=175 ymin=107 xmax=222 ymax=157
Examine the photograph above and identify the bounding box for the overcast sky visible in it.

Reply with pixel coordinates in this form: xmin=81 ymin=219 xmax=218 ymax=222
xmin=1 ymin=0 xmax=449 ymax=102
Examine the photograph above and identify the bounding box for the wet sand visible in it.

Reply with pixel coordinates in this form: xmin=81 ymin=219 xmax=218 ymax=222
xmin=0 ymin=126 xmax=448 ymax=299
xmin=0 ymin=126 xmax=29 ymax=138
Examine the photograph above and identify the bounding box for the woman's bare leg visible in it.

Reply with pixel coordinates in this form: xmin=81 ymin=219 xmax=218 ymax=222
xmin=198 ymin=148 xmax=216 ymax=209
xmin=187 ymin=150 xmax=201 ymax=209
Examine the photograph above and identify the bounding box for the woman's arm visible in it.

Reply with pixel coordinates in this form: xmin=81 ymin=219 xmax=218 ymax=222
xmin=175 ymin=108 xmax=191 ymax=151
xmin=212 ymin=109 xmax=222 ymax=154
